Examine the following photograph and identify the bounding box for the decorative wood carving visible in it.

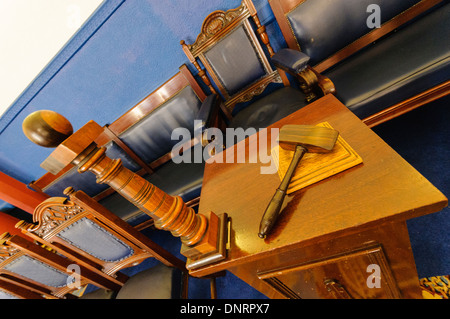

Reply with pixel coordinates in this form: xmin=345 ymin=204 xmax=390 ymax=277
xmin=185 ymin=3 xmax=248 ymax=55
xmin=16 ymin=198 xmax=82 ymax=239
xmin=0 ymin=239 xmax=19 ymax=263
xmin=258 ymin=243 xmax=402 ymax=299
xmin=229 ymin=72 xmax=282 ymax=108
xmin=181 ymin=0 xmax=281 ymax=113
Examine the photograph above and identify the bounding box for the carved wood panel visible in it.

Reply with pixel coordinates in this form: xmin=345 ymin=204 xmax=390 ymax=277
xmin=258 ymin=243 xmax=402 ymax=299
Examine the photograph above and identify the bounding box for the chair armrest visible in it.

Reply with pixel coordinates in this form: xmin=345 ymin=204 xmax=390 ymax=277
xmin=272 ymin=48 xmax=310 ymax=74
xmin=194 ymin=94 xmax=221 ymax=132
xmin=273 ymin=48 xmax=335 ymax=101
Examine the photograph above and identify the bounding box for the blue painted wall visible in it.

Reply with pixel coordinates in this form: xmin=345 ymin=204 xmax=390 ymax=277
xmin=0 ymin=0 xmax=286 ymax=196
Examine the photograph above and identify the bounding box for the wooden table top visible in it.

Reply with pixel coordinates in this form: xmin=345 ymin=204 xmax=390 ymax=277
xmin=194 ymin=94 xmax=447 ymax=276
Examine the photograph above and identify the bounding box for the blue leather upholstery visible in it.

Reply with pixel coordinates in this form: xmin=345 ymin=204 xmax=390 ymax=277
xmin=3 ymin=255 xmax=70 ymax=288
xmin=93 ymin=85 xmax=206 ymax=225
xmin=286 ymin=0 xmax=421 ymax=64
xmin=119 ymin=85 xmax=202 ymax=164
xmin=324 ymin=3 xmax=450 ymax=119
xmin=43 ymin=167 xmax=106 ymax=198
xmin=57 ymin=217 xmax=134 ymax=262
xmin=204 ymin=25 xmax=266 ymax=96
xmin=229 ymin=86 xmax=308 ymax=130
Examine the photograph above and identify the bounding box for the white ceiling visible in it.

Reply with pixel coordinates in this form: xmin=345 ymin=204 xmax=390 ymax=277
xmin=0 ymin=0 xmax=104 ymax=118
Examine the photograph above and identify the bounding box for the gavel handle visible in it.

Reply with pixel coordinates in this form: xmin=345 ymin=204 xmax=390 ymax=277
xmin=258 ymin=145 xmax=306 ymax=238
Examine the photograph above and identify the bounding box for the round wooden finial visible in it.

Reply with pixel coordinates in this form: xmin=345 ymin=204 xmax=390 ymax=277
xmin=22 ymin=110 xmax=73 ymax=148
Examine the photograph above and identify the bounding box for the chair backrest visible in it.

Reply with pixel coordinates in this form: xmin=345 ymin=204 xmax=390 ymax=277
xmin=29 ymin=65 xmax=208 ymax=205
xmin=104 ymin=65 xmax=207 ymax=167
xmin=16 ymin=189 xmax=186 ymax=279
xmin=0 ymin=232 xmax=117 ymax=298
xmin=269 ymin=0 xmax=442 ymax=73
xmin=181 ymin=0 xmax=285 ymax=115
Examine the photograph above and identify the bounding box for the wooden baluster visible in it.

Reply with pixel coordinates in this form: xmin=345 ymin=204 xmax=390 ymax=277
xmin=75 ymin=146 xmax=208 ymax=246
xmin=245 ymin=0 xmax=275 ymax=57
xmin=180 ymin=40 xmax=217 ymax=95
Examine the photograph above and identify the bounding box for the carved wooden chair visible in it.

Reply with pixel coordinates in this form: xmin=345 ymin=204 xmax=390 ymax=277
xmin=0 ymin=231 xmax=122 ymax=299
xmin=28 ymin=65 xmax=222 ymax=229
xmin=16 ymin=188 xmax=189 ymax=298
xmin=181 ymin=0 xmax=332 ymax=132
xmin=269 ymin=0 xmax=450 ymax=127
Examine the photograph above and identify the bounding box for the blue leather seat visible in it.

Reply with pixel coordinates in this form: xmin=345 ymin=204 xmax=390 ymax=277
xmin=229 ymin=86 xmax=308 ymax=130
xmin=323 ymin=3 xmax=450 ymax=119
xmin=276 ymin=0 xmax=450 ymax=121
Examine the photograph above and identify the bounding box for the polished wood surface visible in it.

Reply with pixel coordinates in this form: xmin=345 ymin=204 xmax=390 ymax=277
xmin=22 ymin=110 xmax=73 ymax=148
xmin=0 ymin=277 xmax=46 ymax=299
xmin=363 ymin=79 xmax=450 ymax=127
xmin=193 ymin=94 xmax=447 ymax=298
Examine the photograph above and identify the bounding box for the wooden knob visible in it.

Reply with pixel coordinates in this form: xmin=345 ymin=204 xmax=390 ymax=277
xmin=22 ymin=110 xmax=73 ymax=148
xmin=63 ymin=187 xmax=75 ymax=196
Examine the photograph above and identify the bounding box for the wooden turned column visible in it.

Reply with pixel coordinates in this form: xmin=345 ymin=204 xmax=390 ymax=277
xmin=22 ymin=111 xmax=228 ymax=270
xmin=75 ymin=145 xmax=208 ymax=247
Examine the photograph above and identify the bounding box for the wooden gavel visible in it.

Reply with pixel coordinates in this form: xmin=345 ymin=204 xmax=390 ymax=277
xmin=22 ymin=110 xmax=228 ymax=270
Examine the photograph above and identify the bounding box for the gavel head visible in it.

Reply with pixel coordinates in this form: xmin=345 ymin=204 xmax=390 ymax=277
xmin=278 ymin=124 xmax=339 ymax=153
xmin=22 ymin=110 xmax=73 ymax=148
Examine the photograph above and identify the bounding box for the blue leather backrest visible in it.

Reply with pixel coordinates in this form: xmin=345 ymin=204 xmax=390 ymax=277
xmin=286 ymin=0 xmax=422 ymax=64
xmin=57 ymin=217 xmax=134 ymax=262
xmin=4 ymin=255 xmax=69 ymax=288
xmin=204 ymin=24 xmax=266 ymax=96
xmin=119 ymin=85 xmax=202 ymax=164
